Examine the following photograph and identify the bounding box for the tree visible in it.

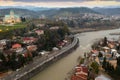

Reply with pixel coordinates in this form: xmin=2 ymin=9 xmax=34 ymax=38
xmin=18 ymin=54 xmax=26 ymax=67
xmin=102 ymin=57 xmax=114 ymax=73
xmin=20 ymin=17 xmax=26 ymax=22
xmin=117 ymin=57 xmax=120 ymax=66
xmin=103 ymin=37 xmax=107 ymax=46
xmin=91 ymin=61 xmax=99 ymax=74
xmin=115 ymin=65 xmax=120 ymax=75
xmin=98 ymin=52 xmax=103 ymax=57
xmin=0 ymin=52 xmax=6 ymax=62
xmin=10 ymin=52 xmax=18 ymax=70
xmin=57 ymin=26 xmax=69 ymax=40
xmin=79 ymin=58 xmax=84 ymax=64
xmin=26 ymin=51 xmax=33 ymax=62
xmin=102 ymin=57 xmax=107 ymax=69
xmin=0 ymin=52 xmax=7 ymax=71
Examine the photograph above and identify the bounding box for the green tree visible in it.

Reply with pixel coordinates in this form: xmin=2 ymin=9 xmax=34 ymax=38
xmin=79 ymin=58 xmax=84 ymax=64
xmin=10 ymin=52 xmax=18 ymax=70
xmin=98 ymin=52 xmax=103 ymax=57
xmin=103 ymin=37 xmax=107 ymax=46
xmin=0 ymin=52 xmax=7 ymax=71
xmin=91 ymin=61 xmax=99 ymax=74
xmin=18 ymin=54 xmax=26 ymax=67
xmin=117 ymin=57 xmax=120 ymax=66
xmin=0 ymin=52 xmax=6 ymax=62
xmin=115 ymin=65 xmax=120 ymax=75
xmin=102 ymin=57 xmax=107 ymax=69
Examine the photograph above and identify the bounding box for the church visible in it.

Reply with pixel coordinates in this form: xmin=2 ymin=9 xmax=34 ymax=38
xmin=3 ymin=10 xmax=21 ymax=23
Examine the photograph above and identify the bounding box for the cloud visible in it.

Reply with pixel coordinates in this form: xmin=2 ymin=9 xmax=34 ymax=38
xmin=14 ymin=0 xmax=83 ymax=2
xmin=11 ymin=0 xmax=120 ymax=3
xmin=0 ymin=0 xmax=120 ymax=7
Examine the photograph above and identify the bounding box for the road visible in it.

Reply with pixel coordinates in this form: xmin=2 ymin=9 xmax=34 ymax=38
xmin=1 ymin=36 xmax=78 ymax=80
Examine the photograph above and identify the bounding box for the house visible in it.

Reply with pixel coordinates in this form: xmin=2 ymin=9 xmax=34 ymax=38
xmin=49 ymin=26 xmax=59 ymax=30
xmin=0 ymin=44 xmax=4 ymax=50
xmin=27 ymin=45 xmax=37 ymax=51
xmin=38 ymin=51 xmax=50 ymax=56
xmin=108 ymin=42 xmax=115 ymax=49
xmin=58 ymin=41 xmax=65 ymax=47
xmin=102 ymin=47 xmax=110 ymax=53
xmin=91 ymin=50 xmax=98 ymax=54
xmin=95 ymin=75 xmax=111 ymax=80
xmin=52 ymin=47 xmax=59 ymax=51
xmin=35 ymin=30 xmax=44 ymax=35
xmin=15 ymin=48 xmax=24 ymax=53
xmin=36 ymin=24 xmax=45 ymax=27
xmin=111 ymin=49 xmax=117 ymax=54
xmin=0 ymin=39 xmax=8 ymax=45
xmin=63 ymin=40 xmax=68 ymax=43
xmin=23 ymin=51 xmax=32 ymax=57
xmin=115 ymin=53 xmax=120 ymax=58
xmin=12 ymin=43 xmax=21 ymax=49
xmin=71 ymin=65 xmax=88 ymax=80
xmin=23 ymin=37 xmax=37 ymax=44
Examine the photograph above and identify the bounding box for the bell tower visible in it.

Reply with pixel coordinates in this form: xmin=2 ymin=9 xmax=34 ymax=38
xmin=10 ymin=10 xmax=14 ymax=18
xmin=10 ymin=10 xmax=14 ymax=15
xmin=10 ymin=10 xmax=15 ymax=23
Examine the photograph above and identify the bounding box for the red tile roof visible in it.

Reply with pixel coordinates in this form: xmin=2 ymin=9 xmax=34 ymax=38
xmin=71 ymin=65 xmax=88 ymax=80
xmin=12 ymin=43 xmax=21 ymax=49
xmin=75 ymin=65 xmax=88 ymax=73
xmin=23 ymin=37 xmax=38 ymax=43
xmin=71 ymin=75 xmax=87 ymax=80
xmin=91 ymin=50 xmax=98 ymax=54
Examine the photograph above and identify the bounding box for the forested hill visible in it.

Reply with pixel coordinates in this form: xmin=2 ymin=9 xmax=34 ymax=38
xmin=1 ymin=7 xmax=120 ymax=18
xmin=0 ymin=8 xmax=39 ymax=18
xmin=40 ymin=7 xmax=99 ymax=17
xmin=93 ymin=7 xmax=120 ymax=15
xmin=0 ymin=7 xmax=99 ymax=18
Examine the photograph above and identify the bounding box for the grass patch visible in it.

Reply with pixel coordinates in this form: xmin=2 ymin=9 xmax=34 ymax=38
xmin=0 ymin=23 xmax=27 ymax=32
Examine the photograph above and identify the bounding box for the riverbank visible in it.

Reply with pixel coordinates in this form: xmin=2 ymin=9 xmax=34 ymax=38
xmin=70 ymin=37 xmax=115 ymax=80
xmin=1 ymin=36 xmax=79 ymax=80
xmin=70 ymin=26 xmax=119 ymax=34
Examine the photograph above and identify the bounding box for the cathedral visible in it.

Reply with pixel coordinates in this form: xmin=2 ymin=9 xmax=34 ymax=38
xmin=3 ymin=10 xmax=21 ymax=23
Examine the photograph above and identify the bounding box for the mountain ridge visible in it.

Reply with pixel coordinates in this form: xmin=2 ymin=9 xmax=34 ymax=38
xmin=93 ymin=7 xmax=120 ymax=15
xmin=1 ymin=7 xmax=120 ymax=18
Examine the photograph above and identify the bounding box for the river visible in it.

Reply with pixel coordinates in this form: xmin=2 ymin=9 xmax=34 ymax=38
xmin=31 ymin=28 xmax=120 ymax=80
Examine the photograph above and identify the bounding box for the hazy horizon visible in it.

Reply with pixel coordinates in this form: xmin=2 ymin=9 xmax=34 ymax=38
xmin=0 ymin=0 xmax=120 ymax=8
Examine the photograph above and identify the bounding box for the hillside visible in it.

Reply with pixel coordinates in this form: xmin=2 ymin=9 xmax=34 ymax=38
xmin=0 ymin=6 xmax=52 ymax=11
xmin=47 ymin=7 xmax=98 ymax=17
xmin=93 ymin=7 xmax=120 ymax=15
xmin=0 ymin=7 xmax=99 ymax=18
xmin=59 ymin=7 xmax=98 ymax=14
xmin=0 ymin=8 xmax=39 ymax=18
xmin=1 ymin=7 xmax=120 ymax=18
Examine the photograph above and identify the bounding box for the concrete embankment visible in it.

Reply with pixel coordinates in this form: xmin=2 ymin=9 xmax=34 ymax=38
xmin=2 ymin=36 xmax=79 ymax=80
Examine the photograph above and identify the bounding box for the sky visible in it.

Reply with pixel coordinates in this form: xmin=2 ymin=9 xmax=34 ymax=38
xmin=0 ymin=0 xmax=120 ymax=8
